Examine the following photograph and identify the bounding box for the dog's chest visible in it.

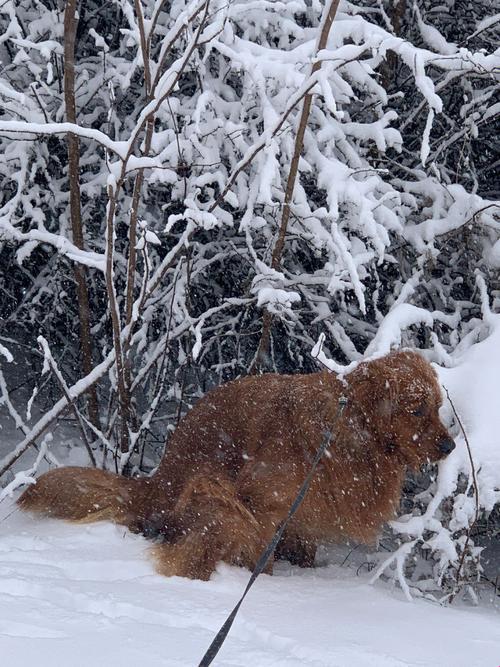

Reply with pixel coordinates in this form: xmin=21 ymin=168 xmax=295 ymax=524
xmin=293 ymin=464 xmax=400 ymax=543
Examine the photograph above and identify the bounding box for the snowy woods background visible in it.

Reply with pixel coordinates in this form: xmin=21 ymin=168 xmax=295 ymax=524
xmin=0 ymin=0 xmax=499 ymax=602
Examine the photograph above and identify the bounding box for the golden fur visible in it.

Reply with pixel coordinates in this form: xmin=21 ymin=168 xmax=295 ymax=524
xmin=18 ymin=350 xmax=454 ymax=580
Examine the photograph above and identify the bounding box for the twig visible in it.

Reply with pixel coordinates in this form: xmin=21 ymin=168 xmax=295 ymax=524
xmin=0 ymin=349 xmax=115 ymax=480
xmin=38 ymin=336 xmax=97 ymax=467
xmin=444 ymin=386 xmax=480 ymax=601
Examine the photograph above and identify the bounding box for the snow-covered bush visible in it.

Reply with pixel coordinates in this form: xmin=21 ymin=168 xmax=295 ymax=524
xmin=0 ymin=0 xmax=498 ymax=597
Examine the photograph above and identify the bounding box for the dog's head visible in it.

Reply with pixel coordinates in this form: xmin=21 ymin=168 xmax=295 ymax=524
xmin=348 ymin=350 xmax=455 ymax=469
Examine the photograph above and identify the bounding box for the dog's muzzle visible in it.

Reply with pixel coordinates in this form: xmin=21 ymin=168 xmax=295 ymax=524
xmin=438 ymin=438 xmax=456 ymax=455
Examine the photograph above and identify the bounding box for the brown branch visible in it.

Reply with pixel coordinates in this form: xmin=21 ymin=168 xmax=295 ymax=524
xmin=64 ymin=0 xmax=100 ymax=429
xmin=134 ymin=0 xmax=152 ymax=96
xmin=250 ymin=0 xmax=341 ymax=373
xmin=124 ymin=1 xmax=157 ymax=335
xmin=105 ymin=188 xmax=132 ymax=453
xmin=123 ymin=2 xmax=156 ymax=400
xmin=118 ymin=0 xmax=211 ymax=181
xmin=42 ymin=342 xmax=97 ymax=468
xmin=122 ymin=0 xmax=212 ymax=337
xmin=381 ymin=0 xmax=407 ymax=90
xmin=444 ymin=387 xmax=480 ymax=602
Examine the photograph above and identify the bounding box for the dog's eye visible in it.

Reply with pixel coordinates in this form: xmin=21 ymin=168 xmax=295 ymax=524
xmin=411 ymin=406 xmax=426 ymax=417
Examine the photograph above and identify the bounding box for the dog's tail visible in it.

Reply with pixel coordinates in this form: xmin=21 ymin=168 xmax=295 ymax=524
xmin=17 ymin=467 xmax=147 ymax=528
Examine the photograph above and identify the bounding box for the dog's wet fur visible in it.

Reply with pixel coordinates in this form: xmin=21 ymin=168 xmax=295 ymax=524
xmin=19 ymin=350 xmax=454 ymax=580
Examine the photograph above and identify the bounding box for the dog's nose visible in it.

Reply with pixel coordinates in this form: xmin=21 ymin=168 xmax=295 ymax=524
xmin=439 ymin=438 xmax=455 ymax=455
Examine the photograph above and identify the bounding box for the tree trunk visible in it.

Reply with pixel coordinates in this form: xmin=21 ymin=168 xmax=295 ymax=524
xmin=381 ymin=0 xmax=407 ymax=90
xmin=64 ymin=0 xmax=100 ymax=429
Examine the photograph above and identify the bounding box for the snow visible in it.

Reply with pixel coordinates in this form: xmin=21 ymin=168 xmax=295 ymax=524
xmin=0 ymin=120 xmax=127 ymax=158
xmin=0 ymin=343 xmax=13 ymax=363
xmin=414 ymin=6 xmax=458 ymax=56
xmin=0 ymin=511 xmax=498 ymax=667
xmin=0 ymin=217 xmax=106 ymax=272
xmin=438 ymin=312 xmax=500 ymax=511
xmin=420 ymin=108 xmax=434 ymax=166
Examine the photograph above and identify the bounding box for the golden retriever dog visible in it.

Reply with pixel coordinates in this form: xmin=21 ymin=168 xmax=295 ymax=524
xmin=18 ymin=350 xmax=455 ymax=580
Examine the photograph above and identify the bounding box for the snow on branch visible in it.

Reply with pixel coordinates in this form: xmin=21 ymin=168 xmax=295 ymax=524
xmin=0 ymin=121 xmax=127 ymax=157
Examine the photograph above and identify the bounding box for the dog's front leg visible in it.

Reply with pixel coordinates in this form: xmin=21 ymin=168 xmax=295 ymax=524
xmin=236 ymin=462 xmax=306 ymax=573
xmin=274 ymin=533 xmax=317 ymax=567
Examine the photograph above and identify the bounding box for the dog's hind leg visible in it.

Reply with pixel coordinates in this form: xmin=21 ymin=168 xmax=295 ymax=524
xmin=150 ymin=472 xmax=267 ymax=580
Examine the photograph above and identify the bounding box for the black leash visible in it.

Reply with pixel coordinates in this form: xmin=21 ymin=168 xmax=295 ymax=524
xmin=198 ymin=396 xmax=347 ymax=667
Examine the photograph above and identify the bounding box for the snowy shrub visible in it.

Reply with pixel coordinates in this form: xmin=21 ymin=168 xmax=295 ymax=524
xmin=0 ymin=0 xmax=498 ymax=598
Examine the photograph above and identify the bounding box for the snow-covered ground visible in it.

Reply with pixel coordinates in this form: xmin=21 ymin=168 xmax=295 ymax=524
xmin=1 ymin=506 xmax=498 ymax=667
